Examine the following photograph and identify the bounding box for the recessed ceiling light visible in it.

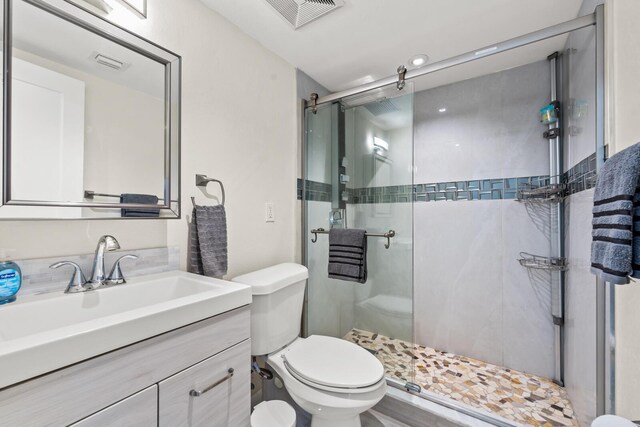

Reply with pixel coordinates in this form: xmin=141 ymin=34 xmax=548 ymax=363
xmin=438 ymin=107 xmax=447 ymax=113
xmin=408 ymin=54 xmax=429 ymax=68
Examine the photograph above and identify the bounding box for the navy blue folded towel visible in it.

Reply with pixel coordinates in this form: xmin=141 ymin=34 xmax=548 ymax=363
xmin=328 ymin=228 xmax=367 ymax=284
xmin=120 ymin=193 xmax=160 ymax=218
xmin=591 ymin=142 xmax=640 ymax=284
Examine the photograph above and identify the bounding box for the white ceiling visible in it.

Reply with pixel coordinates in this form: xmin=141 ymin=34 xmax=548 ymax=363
xmin=201 ymin=0 xmax=585 ymax=93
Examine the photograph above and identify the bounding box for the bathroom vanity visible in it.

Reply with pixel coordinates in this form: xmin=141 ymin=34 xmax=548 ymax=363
xmin=0 ymin=272 xmax=252 ymax=426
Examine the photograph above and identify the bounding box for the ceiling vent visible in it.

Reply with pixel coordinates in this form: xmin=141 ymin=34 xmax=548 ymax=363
xmin=93 ymin=53 xmax=126 ymax=71
xmin=364 ymin=99 xmax=400 ymax=116
xmin=264 ymin=0 xmax=344 ymax=29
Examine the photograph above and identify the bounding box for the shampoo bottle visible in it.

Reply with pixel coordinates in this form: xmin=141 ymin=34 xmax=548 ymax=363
xmin=0 ymin=251 xmax=21 ymax=304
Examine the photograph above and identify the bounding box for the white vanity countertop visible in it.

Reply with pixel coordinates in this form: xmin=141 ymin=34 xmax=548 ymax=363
xmin=0 ymin=270 xmax=252 ymax=390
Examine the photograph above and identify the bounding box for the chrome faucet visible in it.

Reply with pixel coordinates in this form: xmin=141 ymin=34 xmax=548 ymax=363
xmin=89 ymin=235 xmax=120 ymax=286
xmin=50 ymin=235 xmax=138 ymax=293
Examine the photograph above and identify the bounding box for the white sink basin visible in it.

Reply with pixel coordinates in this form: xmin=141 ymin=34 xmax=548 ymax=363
xmin=0 ymin=270 xmax=251 ymax=389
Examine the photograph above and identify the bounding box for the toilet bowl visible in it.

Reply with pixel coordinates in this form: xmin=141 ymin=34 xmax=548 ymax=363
xmin=233 ymin=263 xmax=387 ymax=427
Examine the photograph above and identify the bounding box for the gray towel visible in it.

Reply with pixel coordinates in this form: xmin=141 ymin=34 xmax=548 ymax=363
xmin=591 ymin=142 xmax=640 ymax=284
xmin=189 ymin=205 xmax=228 ymax=279
xmin=328 ymin=228 xmax=367 ymax=284
xmin=120 ymin=193 xmax=160 ymax=217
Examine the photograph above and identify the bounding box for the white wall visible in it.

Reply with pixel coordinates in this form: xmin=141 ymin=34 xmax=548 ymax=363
xmin=606 ymin=0 xmax=640 ymax=420
xmin=0 ymin=0 xmax=298 ymax=278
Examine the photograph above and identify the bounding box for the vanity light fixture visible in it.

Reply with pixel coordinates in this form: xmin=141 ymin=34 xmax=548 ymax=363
xmin=438 ymin=107 xmax=447 ymax=113
xmin=77 ymin=0 xmax=147 ymax=18
xmin=112 ymin=0 xmax=147 ymax=19
xmin=373 ymin=137 xmax=389 ymax=153
xmin=81 ymin=0 xmax=113 ymax=13
xmin=408 ymin=54 xmax=429 ymax=68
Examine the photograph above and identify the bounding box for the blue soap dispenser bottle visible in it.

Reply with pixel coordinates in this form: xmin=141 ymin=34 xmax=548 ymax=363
xmin=0 ymin=250 xmax=21 ymax=305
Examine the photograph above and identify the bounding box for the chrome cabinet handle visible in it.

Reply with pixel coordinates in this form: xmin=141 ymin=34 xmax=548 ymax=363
xmin=189 ymin=368 xmax=234 ymax=397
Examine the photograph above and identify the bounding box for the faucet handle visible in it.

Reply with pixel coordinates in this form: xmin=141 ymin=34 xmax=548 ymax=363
xmin=107 ymin=254 xmax=138 ymax=285
xmin=50 ymin=261 xmax=89 ymax=293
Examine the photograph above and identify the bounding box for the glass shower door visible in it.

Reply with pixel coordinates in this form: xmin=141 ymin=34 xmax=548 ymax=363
xmin=304 ymin=83 xmax=415 ymax=388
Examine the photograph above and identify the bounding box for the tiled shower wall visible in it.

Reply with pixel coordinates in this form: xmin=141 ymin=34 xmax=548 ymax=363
xmin=413 ymin=59 xmax=557 ymax=380
xmin=305 ymin=60 xmax=563 ymax=379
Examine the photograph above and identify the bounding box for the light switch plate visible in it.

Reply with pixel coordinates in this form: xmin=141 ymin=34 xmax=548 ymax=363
xmin=265 ymin=203 xmax=275 ymax=222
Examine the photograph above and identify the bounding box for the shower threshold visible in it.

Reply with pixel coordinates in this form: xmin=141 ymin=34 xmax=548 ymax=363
xmin=344 ymin=329 xmax=579 ymax=427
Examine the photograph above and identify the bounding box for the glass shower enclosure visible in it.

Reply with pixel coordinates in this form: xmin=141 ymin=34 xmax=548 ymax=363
xmin=302 ymin=83 xmax=416 ymax=389
xmin=300 ymin=10 xmax=604 ymax=424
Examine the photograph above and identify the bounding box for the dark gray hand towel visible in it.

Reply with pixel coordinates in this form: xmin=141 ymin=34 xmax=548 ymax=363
xmin=189 ymin=205 xmax=228 ymax=279
xmin=120 ymin=193 xmax=160 ymax=217
xmin=328 ymin=228 xmax=367 ymax=284
xmin=591 ymin=142 xmax=640 ymax=284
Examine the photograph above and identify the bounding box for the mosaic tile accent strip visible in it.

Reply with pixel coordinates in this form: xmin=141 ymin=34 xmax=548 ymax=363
xmin=299 ymin=153 xmax=598 ymax=204
xmin=344 ymin=329 xmax=579 ymax=427
xmin=297 ymin=178 xmax=332 ymax=202
xmin=17 ymin=246 xmax=180 ymax=296
xmin=348 ymin=176 xmax=550 ymax=204
xmin=563 ymin=153 xmax=597 ymax=196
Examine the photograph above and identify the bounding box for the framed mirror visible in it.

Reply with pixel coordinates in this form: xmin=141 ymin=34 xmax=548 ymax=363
xmin=0 ymin=0 xmax=181 ymax=219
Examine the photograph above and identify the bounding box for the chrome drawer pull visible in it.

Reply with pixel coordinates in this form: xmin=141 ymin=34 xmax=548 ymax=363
xmin=189 ymin=368 xmax=234 ymax=397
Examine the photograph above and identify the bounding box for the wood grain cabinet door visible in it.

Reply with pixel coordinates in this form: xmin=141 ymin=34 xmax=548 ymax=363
xmin=159 ymin=339 xmax=251 ymax=427
xmin=70 ymin=386 xmax=157 ymax=427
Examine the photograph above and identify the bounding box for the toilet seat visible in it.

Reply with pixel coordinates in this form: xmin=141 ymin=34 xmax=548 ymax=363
xmin=280 ymin=335 xmax=385 ymax=394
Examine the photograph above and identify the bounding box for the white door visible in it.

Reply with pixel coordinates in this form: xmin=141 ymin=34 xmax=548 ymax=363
xmin=0 ymin=55 xmax=85 ymax=218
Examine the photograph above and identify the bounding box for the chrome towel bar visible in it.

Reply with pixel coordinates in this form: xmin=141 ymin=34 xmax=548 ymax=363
xmin=310 ymin=228 xmax=396 ymax=249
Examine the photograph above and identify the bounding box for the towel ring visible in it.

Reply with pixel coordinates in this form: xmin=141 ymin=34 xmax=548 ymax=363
xmin=192 ymin=174 xmax=225 ymax=207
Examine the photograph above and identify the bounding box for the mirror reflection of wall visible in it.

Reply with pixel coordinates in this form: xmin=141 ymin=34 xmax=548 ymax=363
xmin=4 ymin=0 xmax=167 ymax=217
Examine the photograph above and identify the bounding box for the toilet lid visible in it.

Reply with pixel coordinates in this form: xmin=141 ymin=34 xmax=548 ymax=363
xmin=251 ymin=401 xmax=296 ymax=427
xmin=282 ymin=335 xmax=385 ymax=389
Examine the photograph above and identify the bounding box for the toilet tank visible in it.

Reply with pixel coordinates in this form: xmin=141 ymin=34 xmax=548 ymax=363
xmin=232 ymin=263 xmax=308 ymax=356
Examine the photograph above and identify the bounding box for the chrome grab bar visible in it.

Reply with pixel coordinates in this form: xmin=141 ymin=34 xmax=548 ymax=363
xmin=189 ymin=368 xmax=234 ymax=397
xmin=310 ymin=228 xmax=396 ymax=249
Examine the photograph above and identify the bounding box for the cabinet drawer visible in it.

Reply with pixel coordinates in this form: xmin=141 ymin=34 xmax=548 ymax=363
xmin=71 ymin=386 xmax=157 ymax=427
xmin=159 ymin=339 xmax=251 ymax=427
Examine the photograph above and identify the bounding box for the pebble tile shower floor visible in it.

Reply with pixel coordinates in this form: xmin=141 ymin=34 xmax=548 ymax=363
xmin=344 ymin=329 xmax=579 ymax=427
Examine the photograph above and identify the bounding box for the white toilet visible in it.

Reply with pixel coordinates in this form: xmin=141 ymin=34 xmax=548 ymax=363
xmin=233 ymin=263 xmax=387 ymax=427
